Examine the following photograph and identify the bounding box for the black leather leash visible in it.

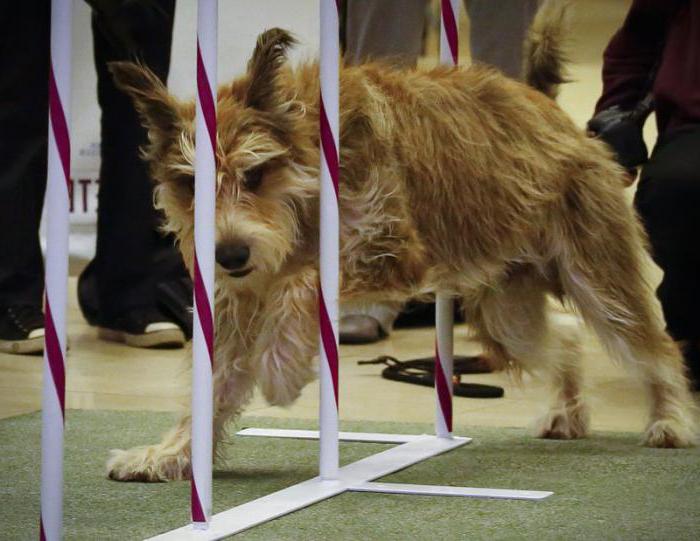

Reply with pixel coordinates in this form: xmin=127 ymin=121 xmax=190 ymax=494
xmin=358 ymin=355 xmax=504 ymax=398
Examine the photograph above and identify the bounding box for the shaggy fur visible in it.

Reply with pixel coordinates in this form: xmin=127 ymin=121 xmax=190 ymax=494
xmin=523 ymin=0 xmax=571 ymax=98
xmin=106 ymin=4 xmax=696 ymax=482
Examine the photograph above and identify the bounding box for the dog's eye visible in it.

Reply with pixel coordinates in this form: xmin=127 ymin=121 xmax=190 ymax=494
xmin=243 ymin=166 xmax=264 ymax=192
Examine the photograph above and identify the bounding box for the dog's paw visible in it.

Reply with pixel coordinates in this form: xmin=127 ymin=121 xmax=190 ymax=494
xmin=106 ymin=445 xmax=191 ymax=482
xmin=644 ymin=419 xmax=697 ymax=448
xmin=535 ymin=402 xmax=589 ymax=440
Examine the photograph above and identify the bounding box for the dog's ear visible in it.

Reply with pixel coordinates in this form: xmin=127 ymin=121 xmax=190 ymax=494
xmin=109 ymin=61 xmax=181 ymax=140
xmin=245 ymin=28 xmax=298 ymax=112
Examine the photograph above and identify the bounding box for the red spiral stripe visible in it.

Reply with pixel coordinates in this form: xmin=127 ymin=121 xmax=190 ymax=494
xmin=441 ymin=0 xmax=459 ymax=65
xmin=44 ymin=62 xmax=69 ymax=422
xmin=44 ymin=300 xmax=66 ymax=418
xmin=196 ymin=42 xmax=217 ymax=157
xmin=435 ymin=342 xmax=453 ymax=432
xmin=319 ymin=291 xmax=339 ymax=406
xmin=319 ymin=87 xmax=339 ymax=408
xmin=191 ymin=481 xmax=206 ymax=523
xmin=320 ymin=97 xmax=339 ymax=199
xmin=192 ymin=36 xmax=216 ymax=525
xmin=193 ymin=255 xmax=214 ymax=366
xmin=49 ymin=65 xmax=71 ymax=188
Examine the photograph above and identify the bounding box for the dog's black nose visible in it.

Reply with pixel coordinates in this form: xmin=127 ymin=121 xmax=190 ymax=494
xmin=216 ymin=243 xmax=250 ymax=271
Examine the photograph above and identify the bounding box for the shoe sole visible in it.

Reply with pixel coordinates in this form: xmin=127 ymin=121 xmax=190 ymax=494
xmin=0 ymin=337 xmax=45 ymax=355
xmin=98 ymin=327 xmax=186 ymax=349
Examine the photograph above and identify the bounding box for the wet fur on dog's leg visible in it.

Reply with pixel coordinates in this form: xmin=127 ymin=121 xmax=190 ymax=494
xmin=106 ymin=302 xmax=259 ymax=482
xmin=553 ymin=166 xmax=698 ymax=447
xmin=106 ymin=268 xmax=319 ymax=482
xmin=465 ymin=271 xmax=590 ymax=441
xmin=253 ymin=268 xmax=319 ymax=407
xmin=106 ymin=358 xmax=256 ymax=482
xmin=535 ymin=312 xmax=590 ymax=440
xmin=106 ymin=414 xmax=194 ymax=482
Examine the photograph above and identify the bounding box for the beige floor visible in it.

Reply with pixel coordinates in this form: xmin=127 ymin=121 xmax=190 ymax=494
xmin=1 ymin=1 xmax=679 ymax=437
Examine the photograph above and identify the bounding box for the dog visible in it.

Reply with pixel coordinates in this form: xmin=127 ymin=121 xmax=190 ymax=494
xmin=106 ymin=2 xmax=697 ymax=482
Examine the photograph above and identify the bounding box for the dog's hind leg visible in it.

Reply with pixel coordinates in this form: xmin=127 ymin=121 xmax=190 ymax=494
xmin=556 ymin=184 xmax=697 ymax=447
xmin=534 ymin=310 xmax=590 ymax=440
xmin=465 ymin=269 xmax=589 ymax=440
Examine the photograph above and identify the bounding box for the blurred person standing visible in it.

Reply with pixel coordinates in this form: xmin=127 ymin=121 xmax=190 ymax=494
xmin=0 ymin=1 xmax=191 ymax=354
xmin=340 ymin=0 xmax=539 ymax=344
xmin=588 ymin=0 xmax=700 ymax=389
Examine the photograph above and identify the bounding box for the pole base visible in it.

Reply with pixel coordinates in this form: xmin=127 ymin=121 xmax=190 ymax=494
xmin=147 ymin=432 xmax=552 ymax=540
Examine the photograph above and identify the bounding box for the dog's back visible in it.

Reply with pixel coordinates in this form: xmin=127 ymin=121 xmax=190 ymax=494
xmin=326 ymin=57 xmax=626 ymax=290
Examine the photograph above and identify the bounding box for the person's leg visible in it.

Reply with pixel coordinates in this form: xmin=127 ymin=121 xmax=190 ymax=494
xmin=340 ymin=302 xmax=401 ymax=344
xmin=635 ymin=126 xmax=700 ymax=388
xmin=464 ymin=0 xmax=539 ymax=79
xmin=341 ymin=0 xmax=539 ymax=344
xmin=89 ymin=0 xmax=187 ymax=346
xmin=344 ymin=0 xmax=428 ymax=67
xmin=0 ymin=2 xmax=50 ymax=353
xmin=340 ymin=0 xmax=428 ymax=343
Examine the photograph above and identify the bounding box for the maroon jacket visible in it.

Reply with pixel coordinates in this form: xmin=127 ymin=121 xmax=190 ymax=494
xmin=595 ymin=0 xmax=700 ymax=135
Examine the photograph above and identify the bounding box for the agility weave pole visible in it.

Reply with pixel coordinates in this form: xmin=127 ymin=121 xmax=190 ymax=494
xmin=434 ymin=0 xmax=461 ymax=440
xmin=149 ymin=2 xmax=551 ymax=539
xmin=318 ymin=0 xmax=341 ymax=481
xmin=40 ymin=1 xmax=72 ymax=540
xmin=191 ymin=0 xmax=218 ymax=529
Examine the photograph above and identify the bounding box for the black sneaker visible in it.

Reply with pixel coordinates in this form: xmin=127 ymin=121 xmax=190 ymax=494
xmin=97 ymin=306 xmax=185 ymax=349
xmin=0 ymin=305 xmax=45 ymax=355
xmin=78 ymin=261 xmax=193 ymax=341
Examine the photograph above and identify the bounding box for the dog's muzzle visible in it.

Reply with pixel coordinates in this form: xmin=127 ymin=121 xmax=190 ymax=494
xmin=216 ymin=243 xmax=252 ymax=277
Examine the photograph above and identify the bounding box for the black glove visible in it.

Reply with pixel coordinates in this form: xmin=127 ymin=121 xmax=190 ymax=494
xmin=587 ymin=95 xmax=654 ymax=172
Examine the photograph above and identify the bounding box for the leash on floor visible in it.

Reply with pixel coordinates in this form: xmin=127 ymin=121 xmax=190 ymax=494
xmin=358 ymin=355 xmax=504 ymax=398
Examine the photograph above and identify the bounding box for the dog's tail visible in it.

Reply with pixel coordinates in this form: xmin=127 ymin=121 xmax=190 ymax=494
xmin=523 ymin=0 xmax=571 ymax=99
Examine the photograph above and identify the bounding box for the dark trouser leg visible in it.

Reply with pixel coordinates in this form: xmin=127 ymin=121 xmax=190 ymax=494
xmin=464 ymin=0 xmax=539 ymax=79
xmin=344 ymin=0 xmax=428 ymax=67
xmin=635 ymin=126 xmax=700 ymax=381
xmin=0 ymin=2 xmax=50 ymax=308
xmin=89 ymin=0 xmax=184 ymax=322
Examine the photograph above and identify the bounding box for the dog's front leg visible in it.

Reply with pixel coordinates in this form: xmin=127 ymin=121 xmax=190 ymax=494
xmin=253 ymin=268 xmax=319 ymax=407
xmin=107 ymin=337 xmax=257 ymax=482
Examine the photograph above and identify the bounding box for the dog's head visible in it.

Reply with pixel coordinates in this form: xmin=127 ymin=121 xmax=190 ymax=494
xmin=110 ymin=29 xmax=317 ymax=291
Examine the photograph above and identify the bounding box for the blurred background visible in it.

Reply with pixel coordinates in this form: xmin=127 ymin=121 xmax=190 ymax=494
xmin=6 ymin=0 xmax=660 ymax=430
xmin=60 ymin=0 xmax=642 ymax=270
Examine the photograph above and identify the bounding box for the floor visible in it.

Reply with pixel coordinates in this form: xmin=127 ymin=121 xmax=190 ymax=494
xmin=1 ymin=0 xmax=681 ymax=436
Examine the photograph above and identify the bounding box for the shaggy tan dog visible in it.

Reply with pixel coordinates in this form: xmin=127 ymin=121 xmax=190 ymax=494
xmin=106 ymin=5 xmax=696 ymax=481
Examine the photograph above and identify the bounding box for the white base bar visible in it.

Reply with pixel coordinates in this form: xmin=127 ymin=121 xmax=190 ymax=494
xmin=147 ymin=435 xmax=466 ymax=540
xmin=236 ymin=428 xmax=437 ymax=444
xmin=349 ymin=482 xmax=553 ymax=501
xmin=147 ymin=434 xmax=551 ymax=540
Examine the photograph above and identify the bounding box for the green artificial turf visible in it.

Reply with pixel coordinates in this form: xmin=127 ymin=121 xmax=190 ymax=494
xmin=1 ymin=410 xmax=699 ymax=540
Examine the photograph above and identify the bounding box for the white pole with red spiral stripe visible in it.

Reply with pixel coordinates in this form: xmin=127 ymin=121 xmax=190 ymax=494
xmin=440 ymin=0 xmax=461 ymax=66
xmin=191 ymin=0 xmax=217 ymax=528
xmin=40 ymin=1 xmax=71 ymax=539
xmin=319 ymin=0 xmax=340 ymax=480
xmin=435 ymin=0 xmax=460 ymax=439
